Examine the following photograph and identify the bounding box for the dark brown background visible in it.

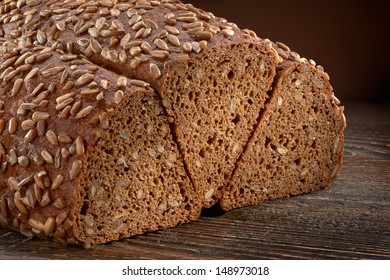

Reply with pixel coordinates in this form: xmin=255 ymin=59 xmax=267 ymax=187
xmin=185 ymin=0 xmax=390 ymax=103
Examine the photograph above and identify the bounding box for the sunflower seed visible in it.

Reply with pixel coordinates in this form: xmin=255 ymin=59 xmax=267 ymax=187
xmin=128 ymin=14 xmax=142 ymax=26
xmin=150 ymin=63 xmax=161 ymax=79
xmin=130 ymin=46 xmax=142 ymax=57
xmin=60 ymin=54 xmax=78 ymax=62
xmin=25 ymin=128 xmax=38 ymax=144
xmin=46 ymin=130 xmax=58 ymax=145
xmin=150 ymin=50 xmax=169 ymax=59
xmin=24 ymin=67 xmax=39 ymax=82
xmin=32 ymin=111 xmax=49 ymax=121
xmin=0 ymin=57 xmax=17 ymax=70
xmin=120 ymin=33 xmax=131 ymax=47
xmin=36 ymin=53 xmax=52 ymax=63
xmin=43 ymin=217 xmax=56 ymax=235
xmin=221 ymin=28 xmax=235 ymax=37
xmin=144 ymin=18 xmax=158 ymax=29
xmin=53 ymin=197 xmax=66 ymax=209
xmin=75 ymin=106 xmax=93 ymax=119
xmin=182 ymin=42 xmax=192 ymax=52
xmin=75 ymin=136 xmax=85 ymax=156
xmin=36 ymin=30 xmax=47 ymax=44
xmin=25 ymin=187 xmax=36 ymax=207
xmin=58 ymin=134 xmax=73 ymax=144
xmin=164 ymin=25 xmax=180 ymax=35
xmin=40 ymin=191 xmax=51 ymax=207
xmin=130 ymin=79 xmax=150 ymax=87
xmin=195 ymin=31 xmax=212 ymax=40
xmin=176 ymin=16 xmax=197 ymax=22
xmin=167 ymin=34 xmax=181 ymax=47
xmin=87 ymin=27 xmax=100 ymax=38
xmin=130 ymin=58 xmax=142 ymax=69
xmin=75 ymin=21 xmax=95 ymax=35
xmin=70 ymin=160 xmax=82 ymax=180
xmin=95 ymin=17 xmax=106 ymax=30
xmin=51 ymin=174 xmax=64 ymax=190
xmin=14 ymin=192 xmax=27 ymax=214
xmin=39 ymin=150 xmax=53 ymax=164
xmin=56 ymin=97 xmax=74 ymax=111
xmin=12 ymin=79 xmax=23 ymax=96
xmin=8 ymin=117 xmax=18 ymax=135
xmin=18 ymin=156 xmax=29 ymax=168
xmin=8 ymin=177 xmax=19 ymax=191
xmin=32 ymin=154 xmax=45 ymax=166
xmin=28 ymin=218 xmax=43 ymax=231
xmin=70 ymin=101 xmax=82 ymax=116
xmin=154 ymin=38 xmax=169 ymax=51
xmin=75 ymin=73 xmax=94 ymax=87
xmin=36 ymin=120 xmax=46 ymax=136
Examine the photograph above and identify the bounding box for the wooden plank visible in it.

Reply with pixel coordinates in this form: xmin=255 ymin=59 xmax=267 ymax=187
xmin=0 ymin=103 xmax=389 ymax=259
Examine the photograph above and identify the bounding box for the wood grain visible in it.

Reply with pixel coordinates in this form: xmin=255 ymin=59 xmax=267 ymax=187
xmin=0 ymin=103 xmax=389 ymax=259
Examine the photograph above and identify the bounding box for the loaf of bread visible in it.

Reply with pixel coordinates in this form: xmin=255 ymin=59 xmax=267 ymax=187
xmin=0 ymin=0 xmax=345 ymax=247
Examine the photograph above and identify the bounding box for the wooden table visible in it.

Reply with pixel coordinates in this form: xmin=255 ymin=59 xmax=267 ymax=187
xmin=0 ymin=103 xmax=389 ymax=259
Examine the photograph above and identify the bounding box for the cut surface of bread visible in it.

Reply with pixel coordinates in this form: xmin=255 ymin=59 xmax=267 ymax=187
xmin=162 ymin=42 xmax=277 ymax=207
xmin=75 ymin=91 xmax=200 ymax=245
xmin=220 ymin=60 xmax=345 ymax=210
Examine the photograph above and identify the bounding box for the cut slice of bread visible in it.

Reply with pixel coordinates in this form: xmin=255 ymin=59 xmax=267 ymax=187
xmin=220 ymin=57 xmax=345 ymax=210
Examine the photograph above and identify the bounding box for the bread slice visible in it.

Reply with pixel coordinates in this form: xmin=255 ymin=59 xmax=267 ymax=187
xmin=0 ymin=42 xmax=200 ymax=246
xmin=220 ymin=44 xmax=346 ymax=210
xmin=0 ymin=0 xmax=278 ymax=207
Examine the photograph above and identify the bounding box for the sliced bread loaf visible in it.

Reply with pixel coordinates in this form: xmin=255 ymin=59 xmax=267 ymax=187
xmin=0 ymin=0 xmax=346 ymax=246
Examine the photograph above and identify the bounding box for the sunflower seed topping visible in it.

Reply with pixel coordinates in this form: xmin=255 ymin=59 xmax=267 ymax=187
xmin=76 ymin=73 xmax=94 ymax=87
xmin=32 ymin=111 xmax=50 ymax=121
xmin=154 ymin=38 xmax=169 ymax=51
xmin=12 ymin=79 xmax=23 ymax=96
xmin=51 ymin=174 xmax=64 ymax=190
xmin=75 ymin=136 xmax=85 ymax=156
xmin=41 ymin=150 xmax=54 ymax=164
xmin=43 ymin=217 xmax=56 ymax=235
xmin=70 ymin=160 xmax=82 ymax=180
xmin=53 ymin=197 xmax=66 ymax=209
xmin=46 ymin=130 xmax=58 ymax=145
xmin=150 ymin=63 xmax=161 ymax=79
xmin=8 ymin=117 xmax=18 ymax=135
xmin=75 ymin=106 xmax=94 ymax=119
xmin=150 ymin=50 xmax=169 ymax=59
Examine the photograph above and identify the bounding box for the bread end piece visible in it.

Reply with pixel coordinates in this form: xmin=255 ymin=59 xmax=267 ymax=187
xmin=220 ymin=60 xmax=346 ymax=211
